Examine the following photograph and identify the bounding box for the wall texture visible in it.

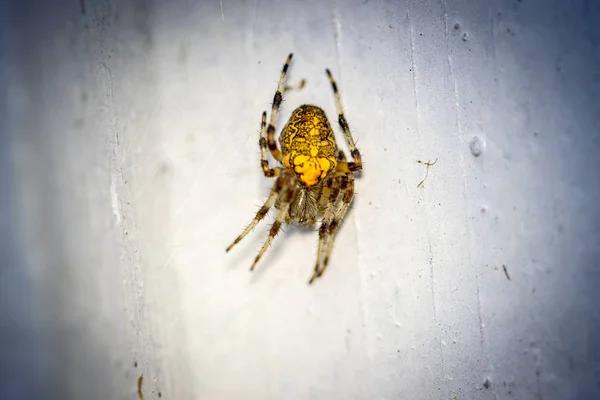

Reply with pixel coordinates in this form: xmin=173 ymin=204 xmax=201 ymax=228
xmin=1 ymin=0 xmax=599 ymax=399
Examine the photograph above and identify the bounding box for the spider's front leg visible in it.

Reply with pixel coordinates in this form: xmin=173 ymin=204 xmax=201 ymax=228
xmin=259 ymin=111 xmax=280 ymax=178
xmin=325 ymin=68 xmax=362 ymax=172
xmin=226 ymin=175 xmax=285 ymax=252
xmin=250 ymin=184 xmax=295 ymax=271
xmin=259 ymin=53 xmax=293 ymax=179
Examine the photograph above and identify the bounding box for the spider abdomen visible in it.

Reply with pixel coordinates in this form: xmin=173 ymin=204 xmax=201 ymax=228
xmin=279 ymin=105 xmax=338 ymax=187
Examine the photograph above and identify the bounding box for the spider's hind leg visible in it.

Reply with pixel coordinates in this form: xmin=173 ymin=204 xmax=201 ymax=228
xmin=309 ymin=175 xmax=342 ymax=284
xmin=320 ymin=174 xmax=354 ymax=278
xmin=309 ymin=173 xmax=354 ymax=284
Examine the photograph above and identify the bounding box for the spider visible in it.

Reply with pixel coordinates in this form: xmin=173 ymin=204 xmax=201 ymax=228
xmin=226 ymin=53 xmax=362 ymax=284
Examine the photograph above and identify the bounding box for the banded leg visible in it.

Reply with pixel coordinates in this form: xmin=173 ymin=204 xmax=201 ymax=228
xmin=259 ymin=112 xmax=280 ymax=177
xmin=325 ymin=69 xmax=363 ymax=172
xmin=309 ymin=176 xmax=343 ymax=284
xmin=265 ymin=53 xmax=293 ymax=163
xmin=250 ymin=186 xmax=294 ymax=271
xmin=318 ymin=175 xmax=354 ymax=280
xmin=314 ymin=153 xmax=345 ymax=213
xmin=226 ymin=176 xmax=284 ymax=252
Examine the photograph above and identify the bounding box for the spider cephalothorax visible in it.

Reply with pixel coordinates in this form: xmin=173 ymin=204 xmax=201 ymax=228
xmin=226 ymin=53 xmax=362 ymax=284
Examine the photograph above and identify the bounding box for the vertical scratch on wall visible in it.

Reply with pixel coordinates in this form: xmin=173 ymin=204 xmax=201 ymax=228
xmin=332 ymin=6 xmax=342 ymax=75
xmin=405 ymin=4 xmax=421 ymax=126
xmin=93 ymin=3 xmax=120 ymax=162
xmin=441 ymin=0 xmax=492 ymax=393
xmin=331 ymin=0 xmax=355 ymax=239
xmin=406 ymin=0 xmax=445 ymax=378
xmin=441 ymin=0 xmax=461 ymax=123
xmin=330 ymin=2 xmax=353 ymax=235
xmin=95 ymin=3 xmax=129 ymax=223
xmin=441 ymin=0 xmax=483 ymax=339
xmin=489 ymin=0 xmax=498 ymax=82
xmin=111 ymin=173 xmax=122 ymax=225
xmin=246 ymin=0 xmax=261 ymax=57
xmin=331 ymin=0 xmax=371 ymax=392
xmin=427 ymin=237 xmax=444 ymax=375
xmin=532 ymin=345 xmax=544 ymax=400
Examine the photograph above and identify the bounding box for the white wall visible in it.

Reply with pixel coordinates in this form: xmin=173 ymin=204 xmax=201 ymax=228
xmin=2 ymin=0 xmax=599 ymax=399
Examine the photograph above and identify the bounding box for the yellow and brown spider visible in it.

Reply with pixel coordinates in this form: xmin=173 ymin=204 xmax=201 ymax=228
xmin=226 ymin=53 xmax=362 ymax=284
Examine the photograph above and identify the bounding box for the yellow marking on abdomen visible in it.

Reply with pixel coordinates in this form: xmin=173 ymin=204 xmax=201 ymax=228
xmin=292 ymin=154 xmax=335 ymax=187
xmin=318 ymin=158 xmax=331 ymax=177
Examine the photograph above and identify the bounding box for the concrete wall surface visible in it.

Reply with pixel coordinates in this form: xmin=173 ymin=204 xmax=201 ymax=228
xmin=1 ymin=0 xmax=599 ymax=399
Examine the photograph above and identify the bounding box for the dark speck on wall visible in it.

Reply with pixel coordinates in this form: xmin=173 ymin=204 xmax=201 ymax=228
xmin=502 ymin=265 xmax=511 ymax=280
xmin=469 ymin=136 xmax=484 ymax=157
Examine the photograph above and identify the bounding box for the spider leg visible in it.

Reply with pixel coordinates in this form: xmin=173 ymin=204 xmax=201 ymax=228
xmin=265 ymin=53 xmax=293 ymax=163
xmin=259 ymin=112 xmax=281 ymax=177
xmin=226 ymin=175 xmax=284 ymax=252
xmin=318 ymin=174 xmax=354 ymax=279
xmin=325 ymin=69 xmax=362 ymax=172
xmin=309 ymin=176 xmax=342 ymax=284
xmin=250 ymin=186 xmax=294 ymax=271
